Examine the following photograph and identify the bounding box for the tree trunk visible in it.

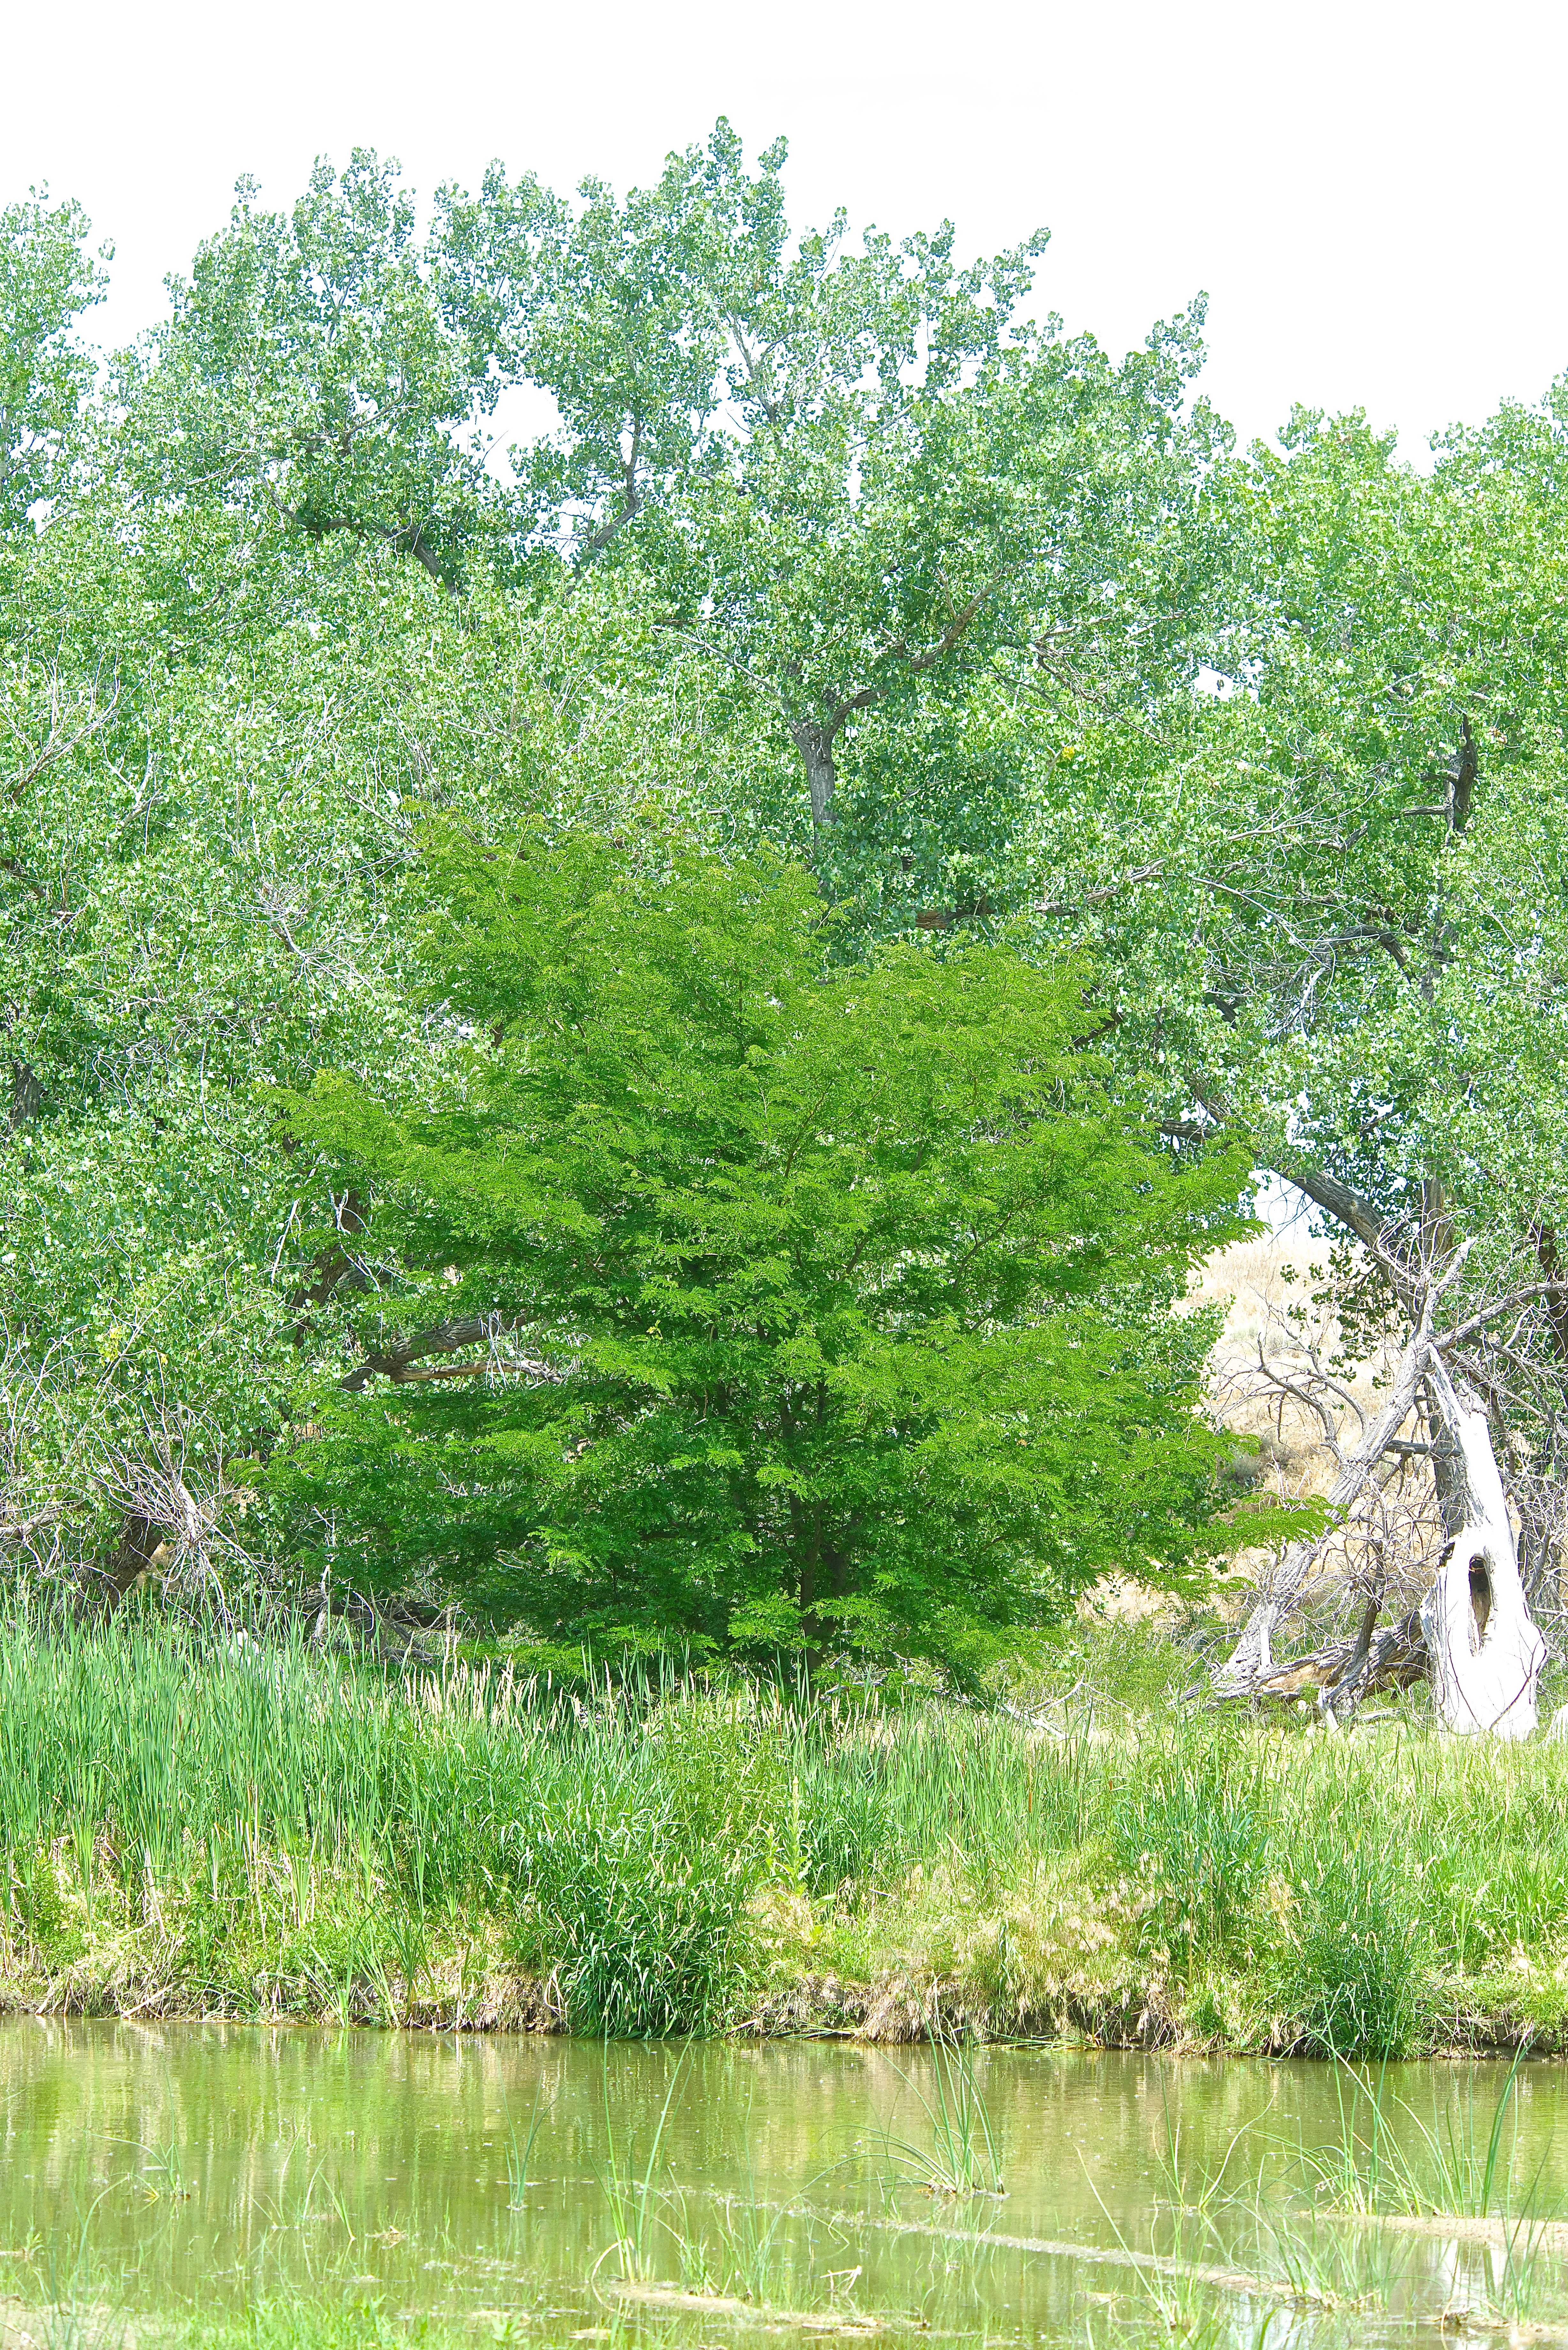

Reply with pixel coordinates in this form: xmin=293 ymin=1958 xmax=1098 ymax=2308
xmin=1419 ymin=1353 xmax=1545 ymax=1738
xmin=790 ymin=723 xmax=838 ymax=832
xmin=1214 ymin=1337 xmax=1547 ymax=1734
xmin=7 ymin=1060 xmax=42 ymax=1130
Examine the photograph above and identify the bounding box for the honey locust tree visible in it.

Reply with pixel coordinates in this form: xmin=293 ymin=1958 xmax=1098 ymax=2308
xmin=272 ymin=831 xmax=1266 ymax=1672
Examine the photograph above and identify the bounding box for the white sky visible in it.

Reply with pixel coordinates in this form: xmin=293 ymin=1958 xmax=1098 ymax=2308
xmin=5 ymin=0 xmax=1565 ymax=456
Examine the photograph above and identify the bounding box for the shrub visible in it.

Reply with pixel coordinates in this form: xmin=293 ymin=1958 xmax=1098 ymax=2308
xmin=276 ymin=828 xmax=1267 ymax=1667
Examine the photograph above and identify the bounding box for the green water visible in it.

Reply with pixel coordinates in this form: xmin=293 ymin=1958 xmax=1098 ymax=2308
xmin=1 ymin=2022 xmax=1566 ymax=2345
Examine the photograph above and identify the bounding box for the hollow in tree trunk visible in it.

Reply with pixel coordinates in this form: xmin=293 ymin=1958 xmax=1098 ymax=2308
xmin=1419 ymin=1353 xmax=1545 ymax=1738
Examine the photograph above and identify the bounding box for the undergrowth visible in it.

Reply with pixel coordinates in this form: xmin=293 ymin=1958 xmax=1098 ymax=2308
xmin=0 ymin=1613 xmax=1565 ymax=2050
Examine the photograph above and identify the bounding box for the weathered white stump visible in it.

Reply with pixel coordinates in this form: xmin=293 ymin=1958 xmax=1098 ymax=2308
xmin=1418 ymin=1354 xmax=1545 ymax=1739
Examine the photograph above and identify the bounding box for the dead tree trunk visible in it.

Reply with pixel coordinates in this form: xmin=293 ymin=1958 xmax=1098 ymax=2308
xmin=1214 ymin=1330 xmax=1547 ymax=1734
xmin=1209 ymin=1158 xmax=1560 ymax=1731
xmin=1419 ymin=1353 xmax=1545 ymax=1737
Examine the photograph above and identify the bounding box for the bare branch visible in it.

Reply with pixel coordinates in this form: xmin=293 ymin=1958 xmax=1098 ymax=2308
xmin=3 ymin=669 xmax=120 ymax=805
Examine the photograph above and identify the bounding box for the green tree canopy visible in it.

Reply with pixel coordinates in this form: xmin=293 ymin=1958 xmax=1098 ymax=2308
xmin=19 ymin=120 xmax=1563 ymax=1668
xmin=1031 ymin=404 xmax=1568 ymax=1394
xmin=118 ymin=152 xmax=511 ymax=592
xmin=0 ymin=188 xmax=106 ymax=538
xmin=275 ymin=834 xmax=1255 ymax=1668
xmin=463 ymin=121 xmax=1225 ymax=895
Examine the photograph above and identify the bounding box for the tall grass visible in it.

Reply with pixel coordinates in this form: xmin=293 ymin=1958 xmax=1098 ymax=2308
xmin=3 ymin=1614 xmax=1568 ymax=2048
xmin=883 ymin=2041 xmax=1005 ymax=2195
xmin=0 ymin=1615 xmax=775 ymax=2034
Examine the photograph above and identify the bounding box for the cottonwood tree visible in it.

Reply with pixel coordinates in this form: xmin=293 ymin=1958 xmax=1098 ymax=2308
xmin=104 ymin=128 xmax=1232 ymax=919
xmin=0 ymin=151 xmax=809 ymax=1576
xmin=118 ymin=152 xmax=514 ymax=593
xmin=0 ymin=500 xmax=770 ymax=1576
xmin=1030 ymin=403 xmax=1568 ymax=1730
xmin=0 ymin=188 xmax=106 ymax=538
xmin=455 ymin=122 xmax=1226 ymax=900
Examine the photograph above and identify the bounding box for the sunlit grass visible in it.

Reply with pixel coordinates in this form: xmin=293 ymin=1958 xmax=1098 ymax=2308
xmin=881 ymin=2041 xmax=1005 ymax=2197
xmin=2 ymin=1612 xmax=1568 ymax=2049
xmin=1302 ymin=2052 xmax=1544 ymax=2219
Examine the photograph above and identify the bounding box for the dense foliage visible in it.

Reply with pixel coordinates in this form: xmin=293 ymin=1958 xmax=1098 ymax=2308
xmin=4 ymin=122 xmax=1568 ymax=1652
xmin=276 ymin=832 xmax=1245 ymax=1660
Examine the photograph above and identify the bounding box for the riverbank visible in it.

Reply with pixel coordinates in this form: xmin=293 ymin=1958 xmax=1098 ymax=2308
xmin=1 ymin=1617 xmax=1566 ymax=2056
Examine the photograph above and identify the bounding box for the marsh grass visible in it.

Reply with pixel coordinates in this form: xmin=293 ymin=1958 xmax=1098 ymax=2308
xmin=1303 ymin=2051 xmax=1549 ymax=2221
xmin=1276 ymin=1858 xmax=1430 ymax=2059
xmin=882 ymin=2041 xmax=1005 ymax=2197
xmin=4 ymin=1614 xmax=1568 ymax=2047
xmin=0 ymin=1615 xmax=782 ymax=2033
xmin=591 ymin=2046 xmax=690 ymax=2284
xmin=502 ymin=2083 xmax=546 ymax=2210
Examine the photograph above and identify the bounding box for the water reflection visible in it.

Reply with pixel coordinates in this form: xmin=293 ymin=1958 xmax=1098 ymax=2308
xmin=0 ymin=2022 xmax=1560 ymax=2345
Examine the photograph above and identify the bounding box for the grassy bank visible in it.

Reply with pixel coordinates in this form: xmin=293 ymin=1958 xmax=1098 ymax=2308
xmin=0 ymin=1617 xmax=1565 ymax=2053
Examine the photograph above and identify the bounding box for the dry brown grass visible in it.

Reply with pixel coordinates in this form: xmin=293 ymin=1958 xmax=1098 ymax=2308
xmin=1177 ymin=1230 xmax=1442 ymax=1623
xmin=1191 ymin=1230 xmax=1402 ymax=1500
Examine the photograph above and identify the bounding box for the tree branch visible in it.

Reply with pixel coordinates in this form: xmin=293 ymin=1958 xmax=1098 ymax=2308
xmin=3 ymin=672 xmax=120 ymax=805
xmin=1039 ymin=861 xmax=1169 ymax=918
xmin=340 ymin=1314 xmax=561 ymax=1391
xmin=342 ymin=1314 xmax=496 ymax=1390
xmin=277 ymin=495 xmax=460 ymax=594
xmin=895 ymin=580 xmax=1000 ymax=679
xmin=1449 ymin=715 xmax=1477 ymax=835
xmin=1267 ymin=1164 xmax=1386 ymax=1254
xmin=1434 ymin=1280 xmax=1568 ymax=1355
xmin=580 ymin=415 xmax=643 ymax=557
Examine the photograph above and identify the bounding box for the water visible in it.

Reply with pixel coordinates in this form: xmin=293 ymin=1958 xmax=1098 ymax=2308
xmin=0 ymin=2021 xmax=1566 ymax=2344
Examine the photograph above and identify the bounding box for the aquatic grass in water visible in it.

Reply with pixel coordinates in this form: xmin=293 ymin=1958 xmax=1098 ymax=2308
xmin=12 ymin=2027 xmax=1568 ymax=2348
xmin=591 ymin=2047 xmax=690 ymax=2286
xmin=502 ymin=2082 xmax=546 ymax=2210
xmin=1304 ymin=2051 xmax=1546 ymax=2219
xmin=883 ymin=2041 xmax=1005 ymax=2197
